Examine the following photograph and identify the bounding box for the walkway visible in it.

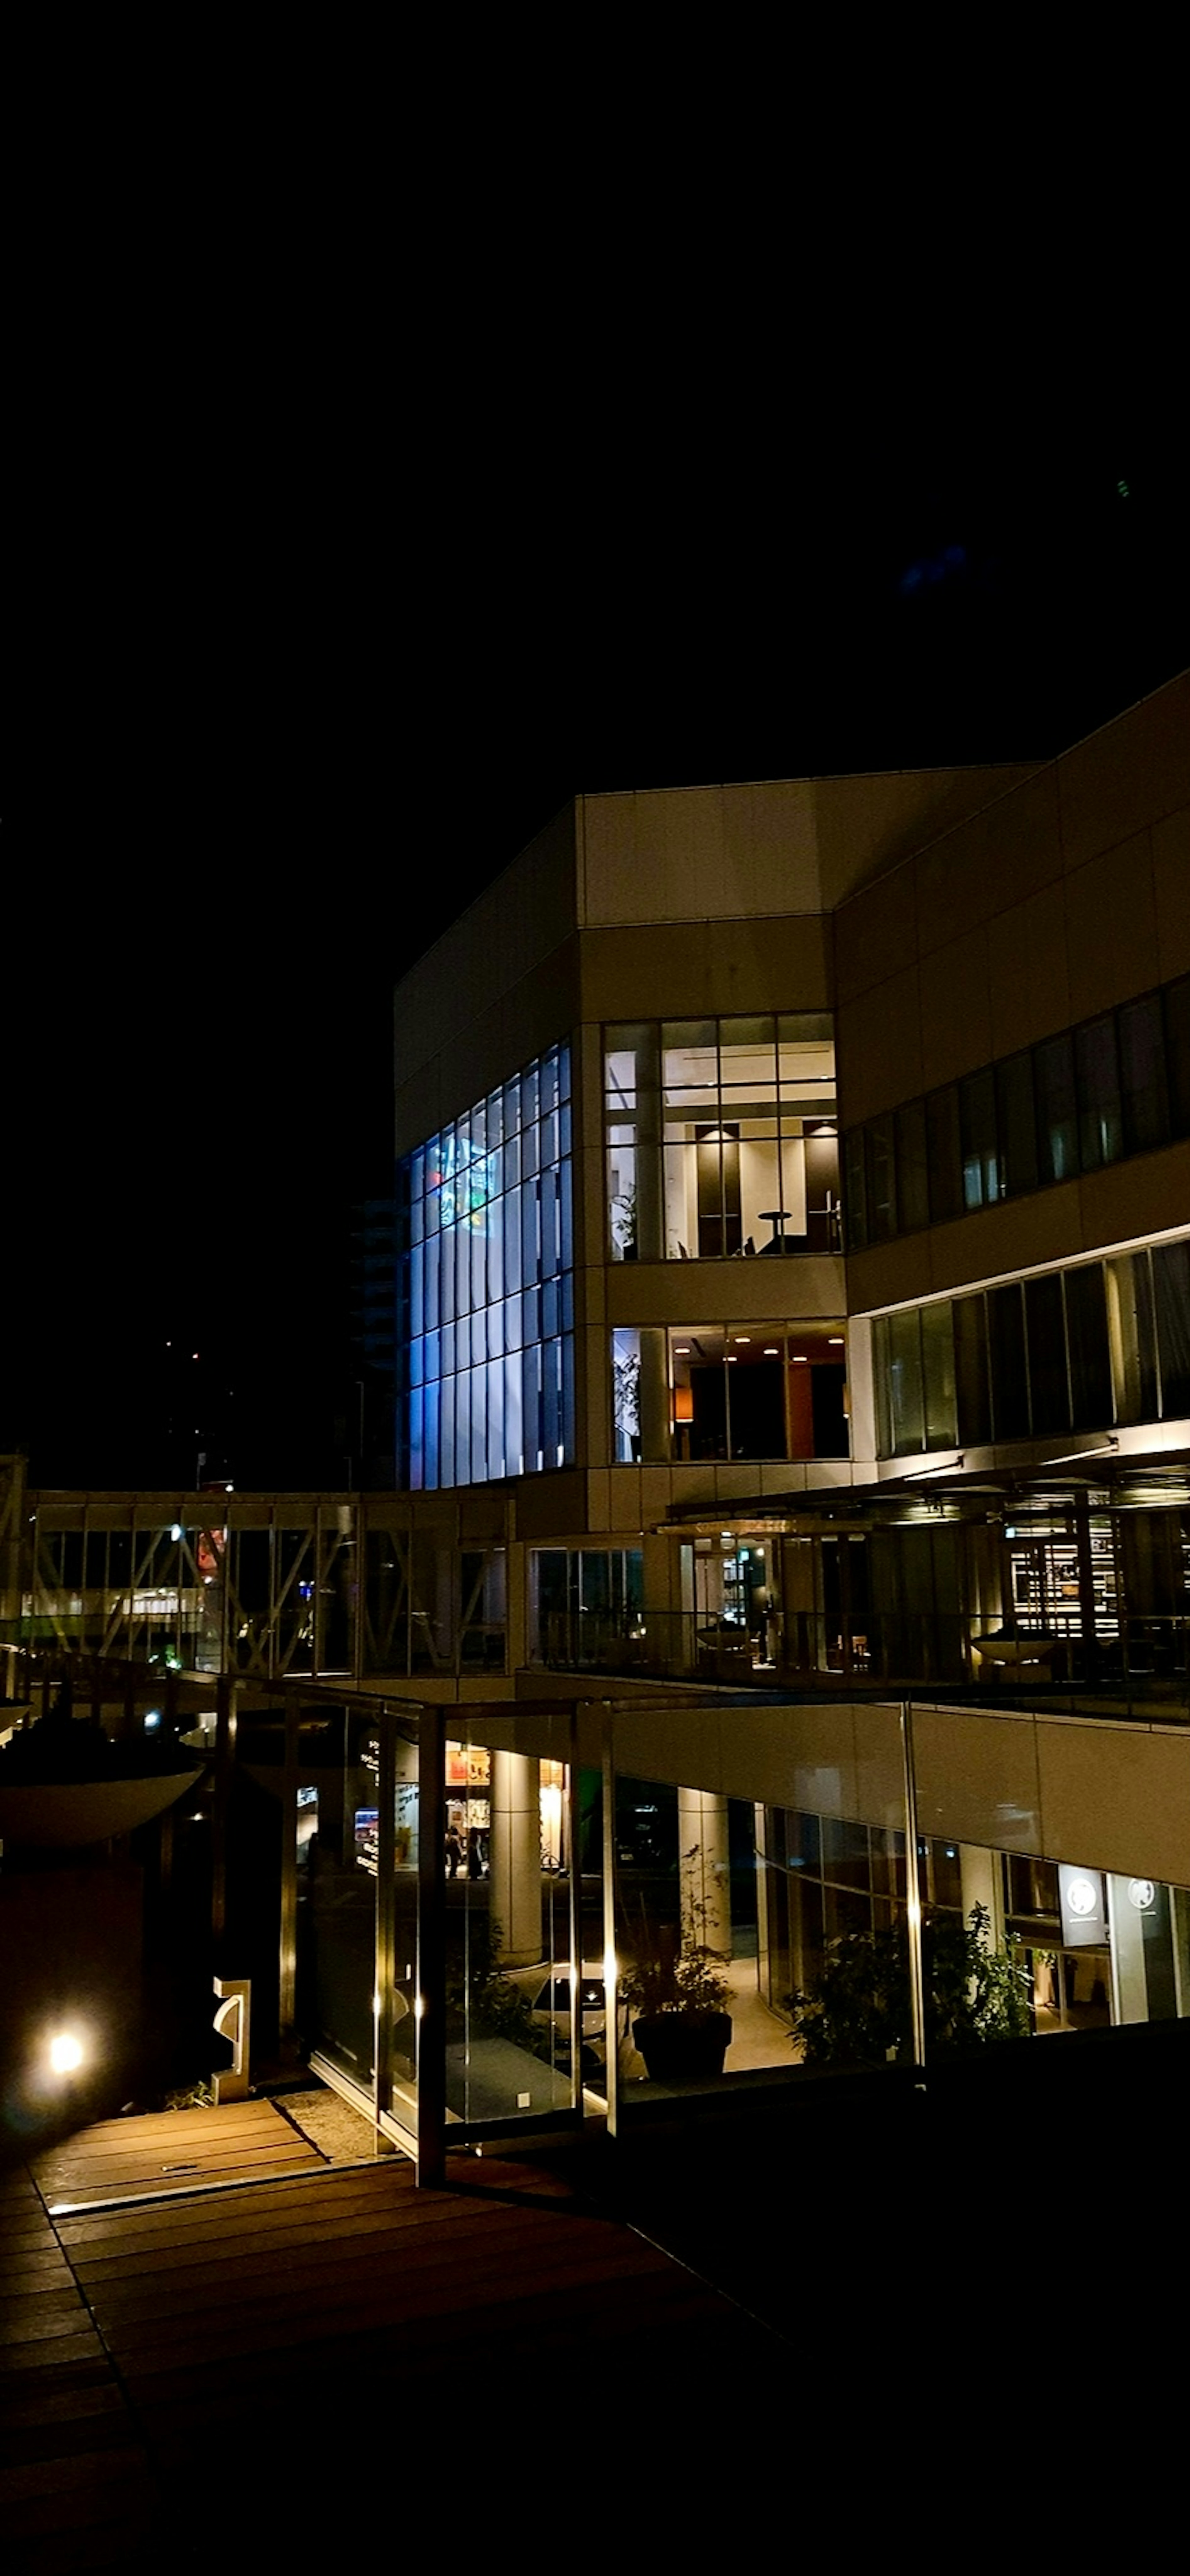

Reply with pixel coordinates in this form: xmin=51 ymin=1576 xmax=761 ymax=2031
xmin=2 ymin=2113 xmax=782 ymax=2568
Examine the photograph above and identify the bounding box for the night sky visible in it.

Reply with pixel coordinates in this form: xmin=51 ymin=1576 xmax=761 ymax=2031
xmin=8 ymin=440 xmax=1186 ymax=1490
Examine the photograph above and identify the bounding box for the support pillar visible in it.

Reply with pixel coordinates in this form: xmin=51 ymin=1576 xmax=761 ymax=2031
xmin=416 ymin=1706 xmax=446 ymax=2187
xmin=490 ymin=1749 xmax=541 ymax=1965
xmin=959 ymin=1843 xmax=1005 ymax=1944
xmin=678 ymin=1787 xmax=731 ymax=1960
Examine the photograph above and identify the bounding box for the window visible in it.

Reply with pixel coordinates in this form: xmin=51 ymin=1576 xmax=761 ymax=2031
xmin=872 ymin=1237 xmax=1189 ymax=1457
xmin=397 ymin=1043 xmax=574 ymax=1490
xmin=615 ymin=1323 xmax=849 ymax=1463
xmin=606 ymin=1016 xmax=837 ymax=1262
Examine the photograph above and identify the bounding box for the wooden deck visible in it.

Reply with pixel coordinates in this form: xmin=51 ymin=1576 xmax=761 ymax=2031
xmin=31 ymin=2100 xmax=326 ymax=2212
xmin=3 ymin=2113 xmax=781 ymax=2566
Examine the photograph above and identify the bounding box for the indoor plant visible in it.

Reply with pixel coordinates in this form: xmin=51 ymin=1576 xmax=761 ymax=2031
xmin=621 ymin=1852 xmax=733 ymax=2081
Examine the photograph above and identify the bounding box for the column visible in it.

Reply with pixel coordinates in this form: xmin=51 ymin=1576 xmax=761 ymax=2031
xmin=489 ymin=1749 xmax=541 ymax=1966
xmin=678 ymin=1787 xmax=731 ymax=1961
xmin=959 ymin=1843 xmax=1005 ymax=1944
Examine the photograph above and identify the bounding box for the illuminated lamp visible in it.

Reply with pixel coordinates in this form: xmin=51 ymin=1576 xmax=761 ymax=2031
xmin=673 ymin=1385 xmax=694 ymax=1424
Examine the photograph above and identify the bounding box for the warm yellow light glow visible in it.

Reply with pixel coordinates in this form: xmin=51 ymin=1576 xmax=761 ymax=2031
xmin=49 ymin=2032 xmax=84 ymax=2074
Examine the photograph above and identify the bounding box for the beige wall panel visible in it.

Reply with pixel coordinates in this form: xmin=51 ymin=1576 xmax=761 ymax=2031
xmin=608 ymin=1468 xmax=645 ymax=1531
xmin=758 ymin=1461 xmax=811 ymax=1494
xmin=723 ymin=780 xmax=821 ymax=905
xmin=913 ymin=1707 xmax=1043 ymax=1854
xmin=577 ymin=917 xmax=831 ymax=1022
xmin=1152 ymin=804 xmax=1190 ymax=980
xmin=395 ymin=805 xmax=578 ymax=1090
xmin=1077 ymin=1144 xmax=1190 ymax=1261
xmin=611 ymin=1704 xmax=732 ymax=1797
xmin=583 ymin=785 xmax=833 ymax=927
xmin=926 ymin=1184 xmax=1086 ymax=1297
xmin=835 ymin=965 xmax=923 ymax=1124
xmin=1058 ymin=674 xmax=1190 ymax=874
xmin=715 ymin=1464 xmax=767 ymax=1500
xmin=606 ymin=1254 xmax=845 ymax=1327
xmin=833 ymin=867 xmax=920 ymax=1004
xmin=845 ymin=1236 xmax=940 ymax=1318
xmin=577 ymin=791 xmax=636 ymax=924
xmin=1063 ymin=834 xmax=1160 ymax=1024
xmin=985 ymin=876 xmax=1072 ymax=1058
xmin=510 ymin=1471 xmax=587 ymax=1542
xmin=668 ymin=1462 xmax=723 ymax=1508
xmin=639 ymin=1466 xmax=673 ymax=1527
xmin=582 ymin=1324 xmax=607 ymax=1468
xmin=849 ymin=1701 xmax=910 ymax=1832
xmin=913 ymin=763 xmax=1063 ymax=955
xmin=1036 ymin=1722 xmax=1190 ymax=1886
xmin=918 ymin=925 xmax=994 ymax=1091
xmin=815 ymin=766 xmax=1037 ymax=912
xmin=394 ymin=940 xmax=581 ymax=1156
xmin=585 ymin=1470 xmax=611 ymax=1532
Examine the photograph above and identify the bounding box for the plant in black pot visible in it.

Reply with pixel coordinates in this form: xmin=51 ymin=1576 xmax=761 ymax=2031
xmin=621 ymin=1851 xmax=733 ymax=2082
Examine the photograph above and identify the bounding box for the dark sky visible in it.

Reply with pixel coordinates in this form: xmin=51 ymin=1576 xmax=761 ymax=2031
xmin=8 ymin=435 xmax=1187 ymax=1489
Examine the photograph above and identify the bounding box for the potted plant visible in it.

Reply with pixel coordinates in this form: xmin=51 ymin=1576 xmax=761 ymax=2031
xmin=621 ymin=1852 xmax=733 ymax=2081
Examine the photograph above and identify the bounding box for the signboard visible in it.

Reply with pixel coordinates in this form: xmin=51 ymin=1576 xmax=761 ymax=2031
xmin=1058 ymin=1863 xmax=1107 ymax=1948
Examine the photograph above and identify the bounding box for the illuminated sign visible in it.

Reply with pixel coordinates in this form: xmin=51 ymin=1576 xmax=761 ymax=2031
xmin=1059 ymin=1863 xmax=1106 ymax=1947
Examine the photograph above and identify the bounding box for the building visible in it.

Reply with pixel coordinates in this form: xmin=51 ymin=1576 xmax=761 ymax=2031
xmin=376 ymin=672 xmax=1190 ymax=2150
xmin=5 ymin=675 xmax=1188 ymax=2175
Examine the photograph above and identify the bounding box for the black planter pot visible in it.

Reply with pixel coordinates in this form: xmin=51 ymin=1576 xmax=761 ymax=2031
xmin=632 ymin=2012 xmax=733 ymax=2083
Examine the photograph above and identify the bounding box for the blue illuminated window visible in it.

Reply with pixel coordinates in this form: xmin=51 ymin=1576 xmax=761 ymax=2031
xmin=397 ymin=1043 xmax=573 ymax=1489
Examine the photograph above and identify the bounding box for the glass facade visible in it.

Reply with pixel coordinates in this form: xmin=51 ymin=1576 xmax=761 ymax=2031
xmin=845 ymin=971 xmax=1190 ymax=1249
xmin=605 ymin=1016 xmax=838 ymax=1262
xmin=612 ymin=1323 xmax=849 ymax=1463
xmin=872 ymin=1236 xmax=1190 ymax=1458
xmin=397 ymin=1043 xmax=574 ymax=1490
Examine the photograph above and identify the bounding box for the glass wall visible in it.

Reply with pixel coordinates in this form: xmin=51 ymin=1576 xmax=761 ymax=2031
xmin=397 ymin=1042 xmax=574 ymax=1489
xmin=845 ymin=972 xmax=1190 ymax=1249
xmin=606 ymin=1016 xmax=838 ymax=1262
xmin=612 ymin=1322 xmax=848 ymax=1463
xmin=872 ymin=1237 xmax=1190 ymax=1458
xmin=530 ymin=1548 xmax=644 ymax=1668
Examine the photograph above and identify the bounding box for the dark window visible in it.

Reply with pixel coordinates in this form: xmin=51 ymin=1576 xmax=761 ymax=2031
xmin=996 ymin=1051 xmax=1039 ymax=1198
xmin=989 ymin=1284 xmax=1030 ymax=1442
xmin=954 ymin=1296 xmax=992 ymax=1447
xmin=1035 ymin=1032 xmax=1078 ymax=1183
xmin=1117 ymin=996 xmax=1170 ymax=1154
xmin=1065 ymin=1262 xmax=1113 ymax=1430
xmin=895 ymin=1098 xmax=930 ymax=1232
xmin=960 ymin=1068 xmax=1000 ymax=1209
xmin=1153 ymin=1239 xmax=1190 ymax=1418
xmin=1108 ymin=1252 xmax=1159 ymax=1425
xmin=887 ymin=1310 xmax=925 ymax=1454
xmin=843 ymin=1129 xmax=868 ymax=1250
xmin=1165 ymin=977 xmax=1190 ymax=1138
xmin=1075 ymin=1017 xmax=1123 ymax=1172
xmin=921 ymin=1302 xmax=957 ymax=1449
xmin=926 ymin=1086 xmax=964 ymax=1223
xmin=1025 ymin=1273 xmax=1070 ymax=1436
xmin=866 ymin=1114 xmax=897 ymax=1241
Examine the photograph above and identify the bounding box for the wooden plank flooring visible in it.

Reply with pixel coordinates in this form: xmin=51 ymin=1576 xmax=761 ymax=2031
xmin=3 ymin=2118 xmax=782 ymax=2562
xmin=0 ymin=2164 xmax=160 ymax=2572
xmin=31 ymin=2100 xmax=326 ymax=2210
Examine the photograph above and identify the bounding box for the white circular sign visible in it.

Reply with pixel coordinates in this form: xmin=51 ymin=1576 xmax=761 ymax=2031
xmin=1127 ymin=1878 xmax=1156 ymax=1912
xmin=1066 ymin=1874 xmax=1098 ymax=1917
